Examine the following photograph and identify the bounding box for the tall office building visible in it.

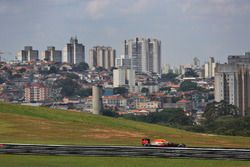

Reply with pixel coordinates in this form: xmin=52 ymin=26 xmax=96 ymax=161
xmin=124 ymin=37 xmax=161 ymax=74
xmin=16 ymin=46 xmax=39 ymax=62
xmin=228 ymin=52 xmax=250 ymax=65
xmin=62 ymin=37 xmax=85 ymax=64
xmin=204 ymin=57 xmax=216 ymax=78
xmin=89 ymin=46 xmax=116 ymax=69
xmin=214 ymin=64 xmax=250 ymax=116
xmin=41 ymin=46 xmax=62 ymax=63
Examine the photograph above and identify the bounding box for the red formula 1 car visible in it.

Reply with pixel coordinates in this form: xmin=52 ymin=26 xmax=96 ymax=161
xmin=141 ymin=138 xmax=186 ymax=147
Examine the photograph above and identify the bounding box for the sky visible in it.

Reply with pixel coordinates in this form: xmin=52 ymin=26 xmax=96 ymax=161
xmin=0 ymin=0 xmax=250 ymax=66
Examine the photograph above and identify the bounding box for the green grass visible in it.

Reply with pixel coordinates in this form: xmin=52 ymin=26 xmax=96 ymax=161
xmin=0 ymin=102 xmax=250 ymax=147
xmin=0 ymin=155 xmax=250 ymax=167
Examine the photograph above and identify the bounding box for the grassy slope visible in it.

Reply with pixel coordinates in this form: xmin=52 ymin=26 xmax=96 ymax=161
xmin=0 ymin=155 xmax=250 ymax=167
xmin=0 ymin=102 xmax=250 ymax=147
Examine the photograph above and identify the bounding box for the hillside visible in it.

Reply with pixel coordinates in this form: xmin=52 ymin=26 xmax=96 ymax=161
xmin=0 ymin=102 xmax=250 ymax=148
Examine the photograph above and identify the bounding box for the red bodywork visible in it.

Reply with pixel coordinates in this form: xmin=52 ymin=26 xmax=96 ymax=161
xmin=141 ymin=138 xmax=151 ymax=146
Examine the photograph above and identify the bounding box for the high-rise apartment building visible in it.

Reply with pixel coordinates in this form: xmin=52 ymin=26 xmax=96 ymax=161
xmin=24 ymin=83 xmax=49 ymax=103
xmin=115 ymin=55 xmax=132 ymax=69
xmin=62 ymin=37 xmax=85 ymax=64
xmin=228 ymin=52 xmax=250 ymax=65
xmin=193 ymin=57 xmax=200 ymax=68
xmin=214 ymin=64 xmax=250 ymax=116
xmin=204 ymin=57 xmax=216 ymax=78
xmin=162 ymin=64 xmax=171 ymax=74
xmin=89 ymin=46 xmax=116 ymax=69
xmin=41 ymin=46 xmax=62 ymax=63
xmin=16 ymin=46 xmax=39 ymax=62
xmin=113 ymin=68 xmax=135 ymax=87
xmin=113 ymin=68 xmax=126 ymax=87
xmin=124 ymin=37 xmax=161 ymax=74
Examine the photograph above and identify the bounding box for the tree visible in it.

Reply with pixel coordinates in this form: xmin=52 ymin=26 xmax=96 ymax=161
xmin=159 ymin=87 xmax=171 ymax=92
xmin=184 ymin=68 xmax=199 ymax=77
xmin=44 ymin=57 xmax=49 ymax=61
xmin=96 ymin=66 xmax=106 ymax=72
xmin=199 ymin=115 xmax=250 ymax=136
xmin=161 ymin=73 xmax=178 ymax=82
xmin=141 ymin=87 xmax=149 ymax=95
xmin=189 ymin=100 xmax=250 ymax=136
xmin=77 ymin=88 xmax=92 ymax=97
xmin=102 ymin=109 xmax=118 ymax=117
xmin=0 ymin=77 xmax=5 ymax=84
xmin=66 ymin=73 xmax=80 ymax=80
xmin=18 ymin=68 xmax=26 ymax=73
xmin=123 ymin=109 xmax=193 ymax=127
xmin=113 ymin=87 xmax=128 ymax=95
xmin=74 ymin=62 xmax=89 ymax=72
xmin=203 ymin=101 xmax=239 ymax=122
xmin=48 ymin=66 xmax=58 ymax=74
xmin=179 ymin=81 xmax=197 ymax=91
xmin=62 ymin=67 xmax=68 ymax=71
xmin=147 ymin=109 xmax=193 ymax=126
xmin=12 ymin=73 xmax=22 ymax=79
xmin=55 ymin=78 xmax=79 ymax=97
xmin=110 ymin=67 xmax=118 ymax=71
xmin=3 ymin=67 xmax=12 ymax=79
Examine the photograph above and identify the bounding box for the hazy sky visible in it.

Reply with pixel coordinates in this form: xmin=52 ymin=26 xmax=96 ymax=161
xmin=0 ymin=0 xmax=250 ymax=66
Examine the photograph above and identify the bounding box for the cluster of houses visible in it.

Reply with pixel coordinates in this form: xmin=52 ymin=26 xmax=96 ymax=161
xmin=0 ymin=59 xmax=214 ymax=122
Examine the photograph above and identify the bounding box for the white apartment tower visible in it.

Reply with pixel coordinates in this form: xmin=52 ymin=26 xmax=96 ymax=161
xmin=193 ymin=57 xmax=200 ymax=68
xmin=41 ymin=46 xmax=62 ymax=63
xmin=113 ymin=68 xmax=126 ymax=87
xmin=62 ymin=37 xmax=85 ymax=64
xmin=162 ymin=64 xmax=171 ymax=74
xmin=16 ymin=46 xmax=39 ymax=62
xmin=228 ymin=52 xmax=250 ymax=65
xmin=214 ymin=64 xmax=250 ymax=116
xmin=124 ymin=37 xmax=161 ymax=74
xmin=89 ymin=46 xmax=116 ymax=69
xmin=113 ymin=68 xmax=135 ymax=87
xmin=205 ymin=57 xmax=216 ymax=78
xmin=115 ymin=55 xmax=132 ymax=69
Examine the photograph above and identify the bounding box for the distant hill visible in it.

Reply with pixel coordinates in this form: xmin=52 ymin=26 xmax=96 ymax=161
xmin=0 ymin=102 xmax=250 ymax=148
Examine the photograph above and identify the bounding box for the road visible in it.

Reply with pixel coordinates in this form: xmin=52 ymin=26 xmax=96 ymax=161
xmin=0 ymin=143 xmax=250 ymax=160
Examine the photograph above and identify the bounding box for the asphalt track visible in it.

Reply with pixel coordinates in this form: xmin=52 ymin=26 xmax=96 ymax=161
xmin=0 ymin=144 xmax=250 ymax=160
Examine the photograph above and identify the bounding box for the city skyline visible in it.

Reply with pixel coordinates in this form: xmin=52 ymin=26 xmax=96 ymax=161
xmin=1 ymin=0 xmax=250 ymax=66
